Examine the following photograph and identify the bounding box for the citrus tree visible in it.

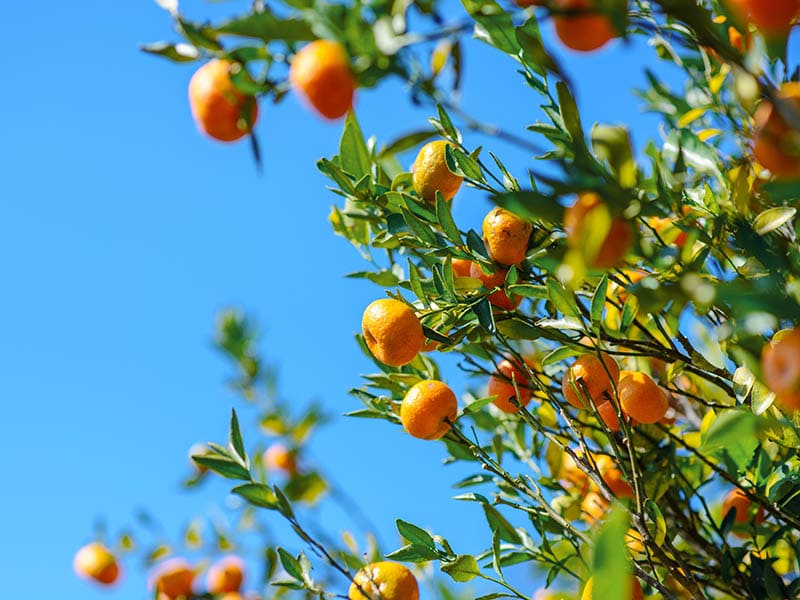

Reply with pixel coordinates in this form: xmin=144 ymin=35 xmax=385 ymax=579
xmin=74 ymin=0 xmax=800 ymax=599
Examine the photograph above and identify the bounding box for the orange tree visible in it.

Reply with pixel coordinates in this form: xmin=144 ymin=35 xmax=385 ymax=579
xmin=75 ymin=0 xmax=800 ymax=598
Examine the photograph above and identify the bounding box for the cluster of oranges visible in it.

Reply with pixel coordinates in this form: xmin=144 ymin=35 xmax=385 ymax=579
xmin=74 ymin=546 xmax=256 ymax=600
xmin=188 ymin=39 xmax=356 ymax=143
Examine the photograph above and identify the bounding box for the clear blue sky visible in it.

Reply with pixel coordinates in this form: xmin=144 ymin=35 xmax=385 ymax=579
xmin=2 ymin=2 xmax=797 ymax=599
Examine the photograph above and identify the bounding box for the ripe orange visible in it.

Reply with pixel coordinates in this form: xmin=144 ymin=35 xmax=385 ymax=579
xmin=752 ymin=83 xmax=800 ymax=180
xmin=740 ymin=0 xmax=799 ymax=36
xmin=581 ymin=575 xmax=643 ymax=600
xmin=762 ymin=328 xmax=800 ymax=409
xmin=595 ymin=455 xmax=633 ymax=498
xmin=263 ymin=443 xmax=298 ymax=476
xmin=580 ymin=491 xmax=608 ymax=525
xmin=349 ymin=561 xmax=420 ymax=600
xmin=469 ymin=263 xmax=521 ymax=311
xmin=362 ymin=299 xmax=425 ymax=367
xmin=189 ymin=60 xmax=259 ymax=142
xmin=560 ymin=451 xmax=590 ymax=492
xmin=74 ymin=542 xmax=120 ymax=586
xmin=412 ymin=141 xmax=464 ymax=203
xmin=561 ymin=353 xmax=620 ymax=409
xmin=401 ymin=380 xmax=458 ymax=440
xmin=617 ymin=371 xmax=668 ymax=424
xmin=207 ymin=556 xmax=244 ymax=594
xmin=482 ymin=207 xmax=532 ymax=266
xmin=552 ymin=0 xmax=616 ymax=52
xmin=488 ymin=359 xmax=534 ymax=413
xmin=451 ymin=258 xmax=474 ymax=278
xmin=150 ymin=558 xmax=195 ymax=599
xmin=564 ymin=192 xmax=633 ymax=269
xmin=596 ymin=400 xmax=622 ymax=431
xmin=722 ymin=488 xmax=765 ymax=537
xmin=289 ymin=40 xmax=355 ymax=120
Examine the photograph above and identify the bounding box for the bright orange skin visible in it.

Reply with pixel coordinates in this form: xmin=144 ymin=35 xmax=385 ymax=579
xmin=723 ymin=488 xmax=765 ymax=537
xmin=582 ymin=576 xmax=644 ymax=600
xmin=451 ymin=258 xmax=474 ymax=278
xmin=470 ymin=263 xmax=521 ymax=311
xmin=596 ymin=400 xmax=621 ymax=431
xmin=189 ymin=60 xmax=258 ymax=142
xmin=412 ymin=141 xmax=464 ymax=203
xmin=753 ymin=83 xmax=800 ymax=180
xmin=580 ymin=492 xmax=609 ymax=525
xmin=560 ymin=452 xmax=590 ymax=493
xmin=595 ymin=455 xmax=634 ymax=498
xmin=741 ymin=0 xmax=799 ymax=36
xmin=290 ymin=40 xmax=355 ymax=120
xmin=263 ymin=444 xmax=298 ymax=475
xmin=362 ymin=299 xmax=425 ymax=367
xmin=561 ymin=353 xmax=620 ymax=409
xmin=762 ymin=329 xmax=800 ymax=410
xmin=150 ymin=559 xmax=194 ymax=599
xmin=401 ymin=380 xmax=458 ymax=440
xmin=349 ymin=561 xmax=420 ymax=600
xmin=207 ymin=556 xmax=244 ymax=594
xmin=482 ymin=207 xmax=533 ymax=266
xmin=618 ymin=370 xmax=668 ymax=424
xmin=488 ymin=359 xmax=533 ymax=413
xmin=553 ymin=0 xmax=616 ymax=52
xmin=564 ymin=192 xmax=633 ymax=269
xmin=74 ymin=542 xmax=120 ymax=586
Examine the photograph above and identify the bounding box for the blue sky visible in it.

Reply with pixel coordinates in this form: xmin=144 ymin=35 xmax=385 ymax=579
xmin=2 ymin=2 xmax=797 ymax=599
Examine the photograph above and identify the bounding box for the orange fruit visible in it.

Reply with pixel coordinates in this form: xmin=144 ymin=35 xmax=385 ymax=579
xmin=150 ymin=558 xmax=194 ymax=599
xmin=564 ymin=192 xmax=633 ymax=269
xmin=74 ymin=542 xmax=120 ymax=586
xmin=289 ymin=40 xmax=355 ymax=120
xmin=451 ymin=258 xmax=474 ymax=278
xmin=189 ymin=59 xmax=258 ymax=142
xmin=596 ymin=400 xmax=622 ymax=431
xmin=581 ymin=575 xmax=643 ymax=600
xmin=561 ymin=353 xmax=621 ymax=409
xmin=740 ymin=0 xmax=799 ymax=36
xmin=482 ymin=207 xmax=532 ymax=266
xmin=753 ymin=83 xmax=800 ymax=180
xmin=362 ymin=299 xmax=425 ymax=367
xmin=207 ymin=556 xmax=244 ymax=594
xmin=412 ymin=141 xmax=464 ymax=203
xmin=722 ymin=488 xmax=765 ymax=537
xmin=401 ymin=380 xmax=458 ymax=440
xmin=560 ymin=451 xmax=590 ymax=492
xmin=349 ymin=561 xmax=420 ymax=600
xmin=595 ymin=455 xmax=633 ymax=498
xmin=617 ymin=371 xmax=668 ymax=424
xmin=762 ymin=328 xmax=800 ymax=409
xmin=580 ymin=492 xmax=609 ymax=525
xmin=469 ymin=263 xmax=521 ymax=311
xmin=552 ymin=0 xmax=616 ymax=52
xmin=263 ymin=443 xmax=298 ymax=476
xmin=488 ymin=359 xmax=533 ymax=413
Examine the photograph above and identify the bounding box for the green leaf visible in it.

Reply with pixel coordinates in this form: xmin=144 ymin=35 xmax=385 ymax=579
xmin=233 ymin=483 xmax=279 ymax=509
xmin=591 ymin=125 xmax=637 ymax=188
xmin=701 ymin=410 xmax=759 ymax=469
xmin=229 ymin=409 xmax=247 ymax=464
xmin=493 ymin=191 xmax=564 ymax=223
xmin=442 ymin=554 xmax=480 ymax=582
xmin=278 ymin=548 xmax=304 ymax=581
xmin=542 ymin=345 xmax=581 ymax=366
xmin=547 ymin=279 xmax=580 ymax=318
xmin=515 ymin=17 xmax=560 ymax=77
xmin=590 ymin=275 xmax=609 ymax=326
xmin=339 ymin=111 xmax=371 ymax=179
xmin=140 ymin=42 xmax=200 ymax=62
xmin=473 ymin=298 xmax=496 ymax=333
xmin=753 ymin=207 xmax=796 ymax=236
xmin=402 ymin=208 xmax=438 ymax=246
xmin=385 ymin=543 xmax=440 ymax=562
xmin=397 ymin=519 xmax=436 ymax=550
xmin=214 ymin=12 xmax=316 ymax=43
xmin=483 ymin=505 xmax=521 ymax=543
xmin=433 ymin=104 xmax=460 ymax=142
xmin=619 ymin=294 xmax=639 ymax=332
xmin=192 ymin=455 xmax=251 ymax=481
xmin=556 ymin=81 xmax=584 ymax=145
xmin=445 ymin=146 xmax=483 ymax=181
xmin=459 ymin=0 xmax=519 ymax=55
xmin=591 ymin=507 xmax=631 ymax=600
xmin=379 ymin=130 xmax=437 ymax=158
xmin=436 ymin=194 xmax=463 ymax=245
